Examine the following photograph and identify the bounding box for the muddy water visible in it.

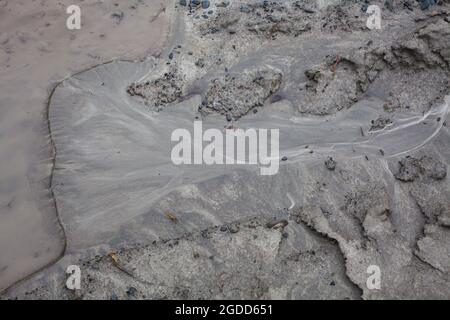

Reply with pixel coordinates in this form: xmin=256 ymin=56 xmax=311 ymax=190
xmin=0 ymin=0 xmax=173 ymax=292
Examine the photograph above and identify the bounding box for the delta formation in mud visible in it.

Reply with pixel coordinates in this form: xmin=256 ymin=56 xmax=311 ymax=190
xmin=2 ymin=0 xmax=450 ymax=300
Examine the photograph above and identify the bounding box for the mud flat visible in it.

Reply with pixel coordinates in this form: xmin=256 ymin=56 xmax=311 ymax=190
xmin=2 ymin=0 xmax=450 ymax=299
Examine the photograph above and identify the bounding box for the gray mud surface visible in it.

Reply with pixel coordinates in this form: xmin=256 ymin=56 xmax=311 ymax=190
xmin=2 ymin=0 xmax=450 ymax=299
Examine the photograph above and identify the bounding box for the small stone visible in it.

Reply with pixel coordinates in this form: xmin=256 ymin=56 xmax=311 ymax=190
xmin=195 ymin=58 xmax=205 ymax=68
xmin=268 ymin=15 xmax=282 ymax=23
xmin=240 ymin=5 xmax=250 ymax=13
xmin=201 ymin=0 xmax=210 ymax=9
xmin=126 ymin=287 xmax=138 ymax=297
xmin=325 ymin=157 xmax=336 ymax=171
xmin=229 ymin=224 xmax=240 ymax=233
xmin=420 ymin=0 xmax=436 ymax=10
xmin=384 ymin=0 xmax=394 ymax=11
xmin=216 ymin=0 xmax=230 ymax=8
xmin=111 ymin=11 xmax=124 ymax=22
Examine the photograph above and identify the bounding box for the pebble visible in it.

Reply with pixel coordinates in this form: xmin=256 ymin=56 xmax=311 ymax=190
xmin=111 ymin=11 xmax=124 ymax=22
xmin=216 ymin=0 xmax=230 ymax=8
xmin=268 ymin=15 xmax=282 ymax=23
xmin=126 ymin=287 xmax=138 ymax=297
xmin=325 ymin=157 xmax=336 ymax=171
xmin=195 ymin=58 xmax=205 ymax=68
xmin=202 ymin=0 xmax=210 ymax=9
xmin=420 ymin=0 xmax=437 ymax=10
xmin=240 ymin=5 xmax=251 ymax=13
xmin=229 ymin=224 xmax=240 ymax=233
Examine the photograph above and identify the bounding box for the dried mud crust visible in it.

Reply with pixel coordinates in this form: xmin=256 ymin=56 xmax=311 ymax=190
xmin=298 ymin=13 xmax=450 ymax=115
xmin=394 ymin=155 xmax=447 ymax=183
xmin=291 ymin=154 xmax=450 ymax=299
xmin=198 ymin=1 xmax=316 ymax=39
xmin=299 ymin=54 xmax=372 ymax=115
xmin=393 ymin=154 xmax=450 ymax=226
xmin=390 ymin=152 xmax=450 ymax=274
xmin=6 ymin=216 xmax=360 ymax=300
xmin=128 ymin=2 xmax=450 ymax=118
xmin=126 ymin=66 xmax=184 ymax=111
xmin=191 ymin=0 xmax=380 ymax=40
xmin=200 ymin=67 xmax=283 ymax=120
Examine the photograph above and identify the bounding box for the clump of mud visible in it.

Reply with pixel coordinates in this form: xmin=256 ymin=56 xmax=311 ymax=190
xmin=392 ymin=152 xmax=450 ymax=263
xmin=198 ymin=1 xmax=314 ymax=39
xmin=377 ymin=17 xmax=450 ymax=113
xmin=370 ymin=117 xmax=392 ymax=131
xmin=394 ymin=155 xmax=447 ymax=182
xmin=201 ymin=67 xmax=283 ymax=120
xmin=195 ymin=0 xmax=369 ymax=40
xmin=381 ymin=69 xmax=449 ymax=113
xmin=299 ymin=54 xmax=373 ymax=115
xmin=298 ymin=13 xmax=450 ymax=115
xmin=127 ymin=67 xmax=184 ymax=110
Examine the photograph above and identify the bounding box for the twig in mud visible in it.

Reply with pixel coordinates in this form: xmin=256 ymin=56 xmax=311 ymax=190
xmin=331 ymin=55 xmax=341 ymax=73
xmin=164 ymin=210 xmax=179 ymax=223
xmin=225 ymin=124 xmax=239 ymax=131
xmin=108 ymin=252 xmax=135 ymax=278
xmin=150 ymin=5 xmax=166 ymax=23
